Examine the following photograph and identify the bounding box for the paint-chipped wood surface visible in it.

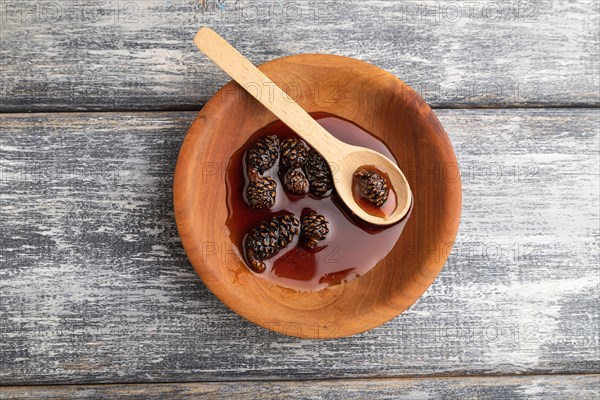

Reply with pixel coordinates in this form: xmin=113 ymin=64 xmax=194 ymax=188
xmin=1 ymin=0 xmax=599 ymax=395
xmin=1 ymin=109 xmax=598 ymax=386
xmin=0 ymin=0 xmax=599 ymax=112
xmin=2 ymin=375 xmax=599 ymax=399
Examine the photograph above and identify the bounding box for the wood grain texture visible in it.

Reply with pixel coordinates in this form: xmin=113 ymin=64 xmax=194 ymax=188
xmin=0 ymin=0 xmax=598 ymax=112
xmin=1 ymin=375 xmax=599 ymax=399
xmin=1 ymin=109 xmax=598 ymax=384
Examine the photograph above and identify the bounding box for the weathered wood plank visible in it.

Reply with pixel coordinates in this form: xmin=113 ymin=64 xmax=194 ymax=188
xmin=1 ymin=375 xmax=599 ymax=399
xmin=1 ymin=109 xmax=598 ymax=385
xmin=0 ymin=0 xmax=598 ymax=111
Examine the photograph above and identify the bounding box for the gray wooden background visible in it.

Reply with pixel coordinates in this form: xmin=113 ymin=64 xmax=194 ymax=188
xmin=1 ymin=0 xmax=599 ymax=398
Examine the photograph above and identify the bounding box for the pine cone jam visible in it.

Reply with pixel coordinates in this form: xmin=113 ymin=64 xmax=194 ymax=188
xmin=283 ymin=168 xmax=309 ymax=195
xmin=300 ymin=210 xmax=329 ymax=249
xmin=354 ymin=167 xmax=390 ymax=207
xmin=244 ymin=214 xmax=300 ymax=273
xmin=226 ymin=114 xmax=410 ymax=291
xmin=352 ymin=166 xmax=397 ymax=219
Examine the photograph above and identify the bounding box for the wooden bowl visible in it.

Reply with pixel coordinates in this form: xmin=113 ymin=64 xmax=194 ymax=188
xmin=174 ymin=54 xmax=461 ymax=338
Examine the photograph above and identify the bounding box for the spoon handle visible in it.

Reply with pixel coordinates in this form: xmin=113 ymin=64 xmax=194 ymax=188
xmin=194 ymin=27 xmax=342 ymax=161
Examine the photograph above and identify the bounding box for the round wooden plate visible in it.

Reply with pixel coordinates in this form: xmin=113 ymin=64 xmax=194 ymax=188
xmin=174 ymin=54 xmax=461 ymax=339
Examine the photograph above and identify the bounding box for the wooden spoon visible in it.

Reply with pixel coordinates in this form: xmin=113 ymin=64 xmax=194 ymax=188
xmin=194 ymin=27 xmax=412 ymax=226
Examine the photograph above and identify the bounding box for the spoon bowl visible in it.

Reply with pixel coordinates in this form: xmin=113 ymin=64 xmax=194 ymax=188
xmin=332 ymin=145 xmax=412 ymax=224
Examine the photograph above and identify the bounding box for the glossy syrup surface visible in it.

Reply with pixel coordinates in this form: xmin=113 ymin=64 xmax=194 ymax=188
xmin=225 ymin=113 xmax=412 ymax=291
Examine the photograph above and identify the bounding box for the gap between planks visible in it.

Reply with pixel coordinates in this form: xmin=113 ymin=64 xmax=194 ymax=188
xmin=2 ymin=372 xmax=600 ymax=389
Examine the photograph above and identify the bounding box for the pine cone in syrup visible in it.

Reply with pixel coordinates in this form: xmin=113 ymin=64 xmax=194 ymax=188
xmin=246 ymin=175 xmax=277 ymax=210
xmin=244 ymin=214 xmax=300 ymax=273
xmin=354 ymin=167 xmax=389 ymax=207
xmin=300 ymin=210 xmax=329 ymax=249
xmin=245 ymin=135 xmax=280 ymax=175
xmin=283 ymin=168 xmax=309 ymax=195
xmin=304 ymin=149 xmax=333 ymax=198
xmin=280 ymin=138 xmax=308 ymax=169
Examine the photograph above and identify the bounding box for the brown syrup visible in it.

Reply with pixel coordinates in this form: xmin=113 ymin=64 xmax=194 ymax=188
xmin=225 ymin=113 xmax=412 ymax=291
